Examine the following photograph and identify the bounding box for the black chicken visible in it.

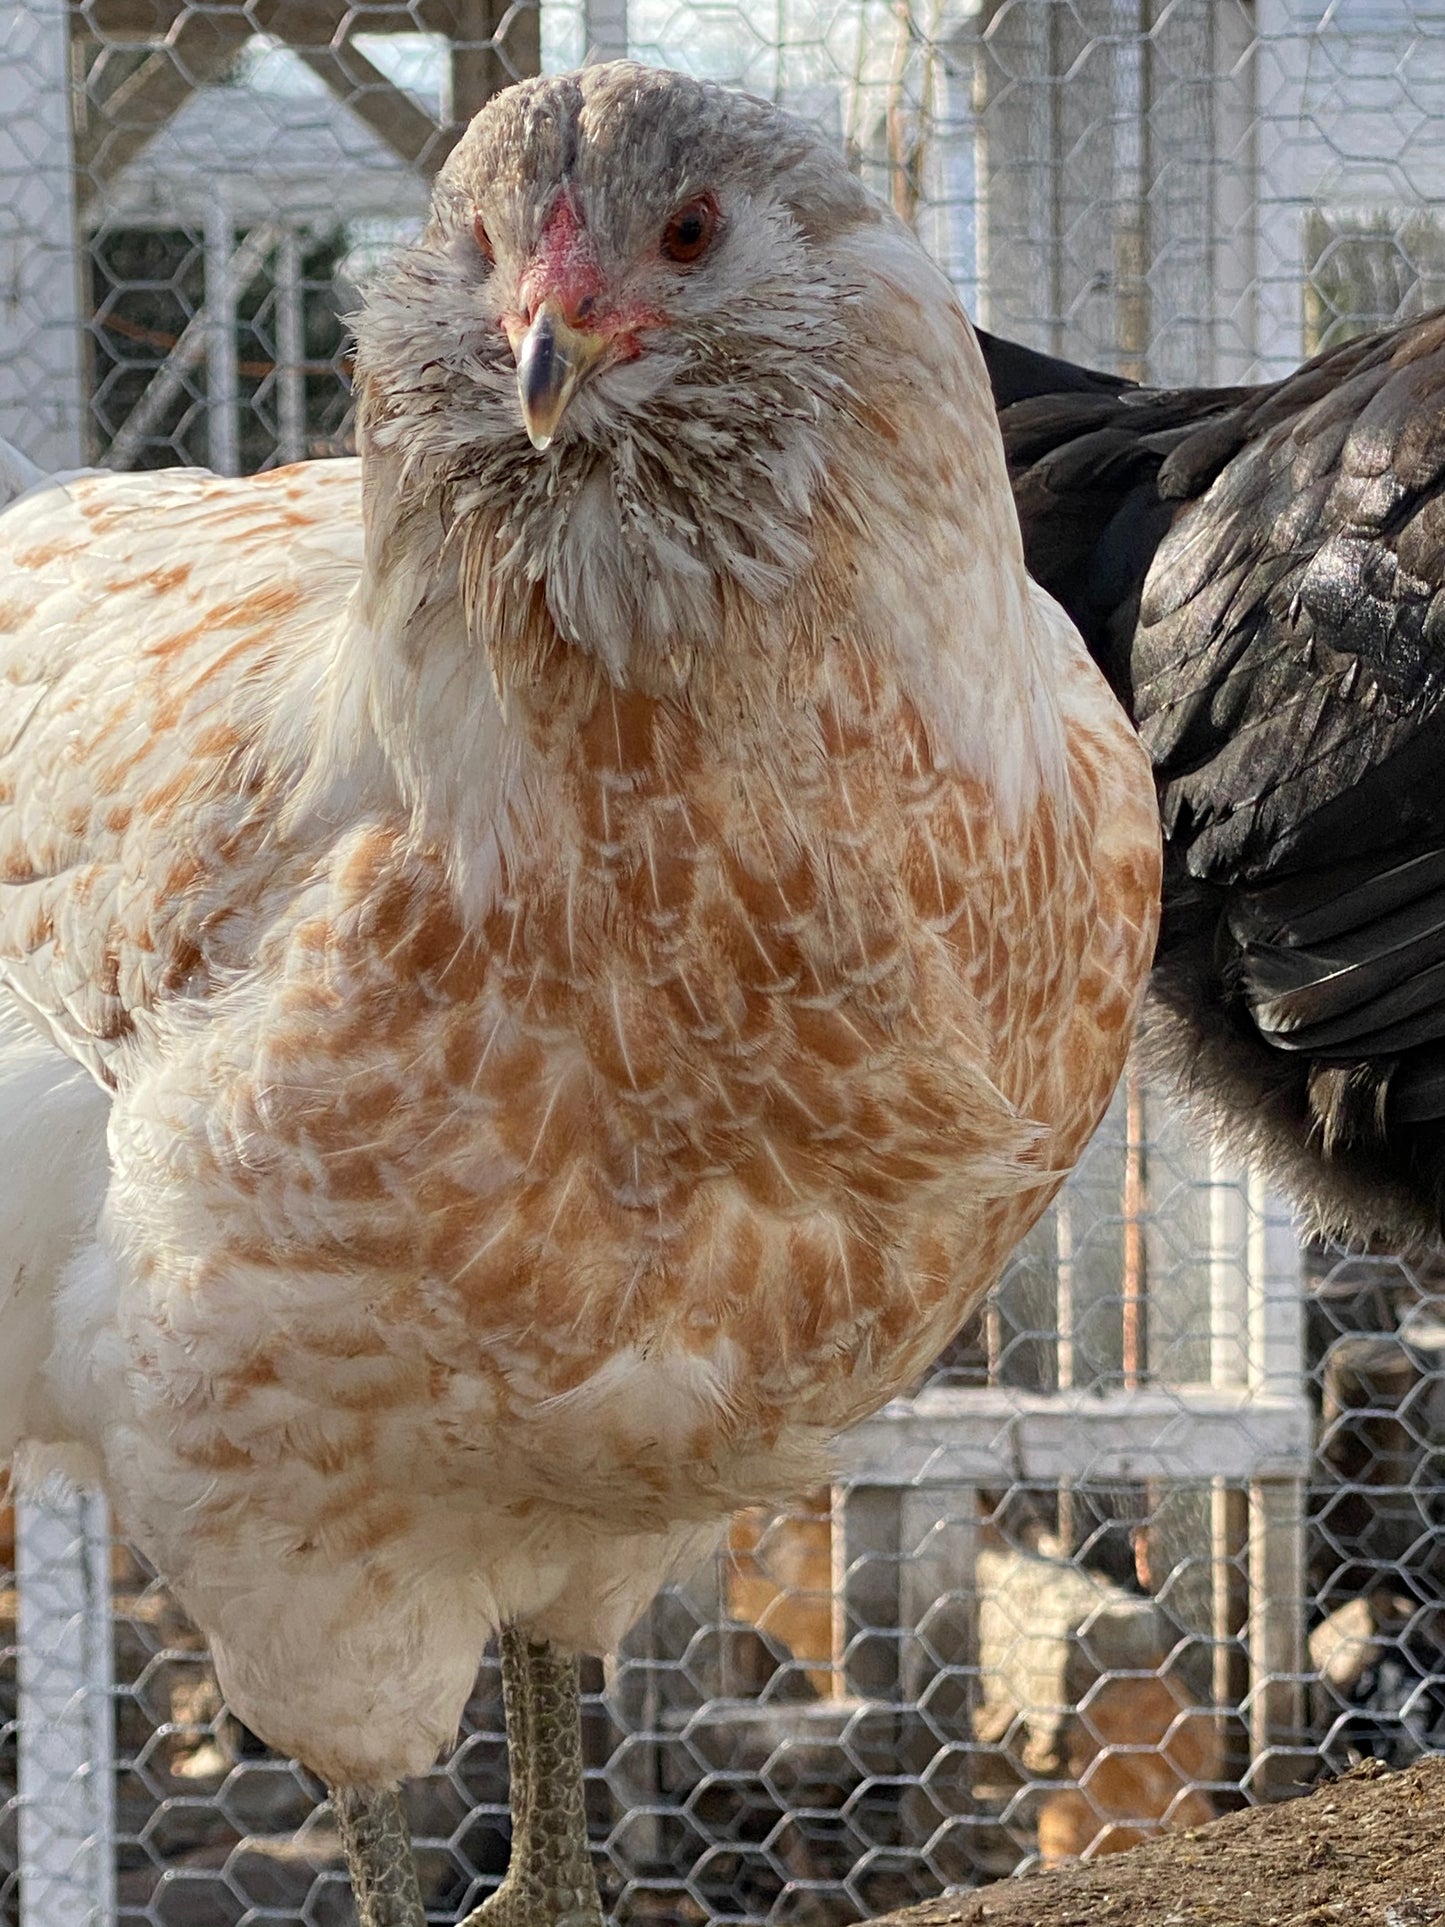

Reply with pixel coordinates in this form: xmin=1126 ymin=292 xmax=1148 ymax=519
xmin=980 ymin=314 xmax=1445 ymax=1248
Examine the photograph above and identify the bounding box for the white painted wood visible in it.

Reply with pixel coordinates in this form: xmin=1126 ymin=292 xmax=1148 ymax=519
xmin=275 ymin=224 xmax=307 ymax=466
xmin=843 ymin=1385 xmax=1312 ymax=1487
xmin=1209 ymin=1156 xmax=1252 ymax=1389
xmin=205 ymin=197 xmax=240 ymax=476
xmin=583 ymin=0 xmax=628 ymax=62
xmin=16 ymin=1486 xmax=116 ymax=1927
xmin=1250 ymin=0 xmax=1309 ymax=375
xmin=1248 ymin=1176 xmax=1305 ymax=1400
xmin=0 ymin=0 xmax=87 ymax=469
xmin=1244 ymin=1179 xmax=1307 ymax=1793
xmin=1247 ymin=1476 xmax=1308 ymax=1799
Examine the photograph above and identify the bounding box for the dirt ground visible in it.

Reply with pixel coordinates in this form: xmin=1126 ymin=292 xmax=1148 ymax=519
xmin=872 ymin=1758 xmax=1445 ymax=1927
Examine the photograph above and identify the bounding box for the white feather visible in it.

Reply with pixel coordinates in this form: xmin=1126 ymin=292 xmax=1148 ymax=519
xmin=0 ymin=999 xmax=110 ymax=1459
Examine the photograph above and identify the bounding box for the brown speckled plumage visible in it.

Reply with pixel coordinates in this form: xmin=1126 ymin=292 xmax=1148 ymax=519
xmin=0 ymin=64 xmax=1157 ymax=1814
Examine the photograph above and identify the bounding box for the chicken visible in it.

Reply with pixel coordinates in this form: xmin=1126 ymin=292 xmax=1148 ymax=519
xmin=980 ymin=313 xmax=1445 ymax=1250
xmin=0 ymin=65 xmax=1159 ymax=1926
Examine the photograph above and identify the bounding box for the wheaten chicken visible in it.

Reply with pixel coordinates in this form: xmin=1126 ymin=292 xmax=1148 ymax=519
xmin=0 ymin=63 xmax=1158 ymax=1926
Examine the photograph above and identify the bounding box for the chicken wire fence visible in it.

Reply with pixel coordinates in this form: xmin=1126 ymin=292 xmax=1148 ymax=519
xmin=3 ymin=0 xmax=1445 ymax=1920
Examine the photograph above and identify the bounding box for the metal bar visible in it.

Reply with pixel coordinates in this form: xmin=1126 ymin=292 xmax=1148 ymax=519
xmin=275 ymin=225 xmax=306 ymax=466
xmin=16 ymin=1485 xmax=116 ymax=1927
xmin=842 ymin=1386 xmax=1313 ymax=1486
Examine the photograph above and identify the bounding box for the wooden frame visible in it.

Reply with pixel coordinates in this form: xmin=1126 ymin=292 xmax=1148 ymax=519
xmin=71 ymin=0 xmax=543 ymax=195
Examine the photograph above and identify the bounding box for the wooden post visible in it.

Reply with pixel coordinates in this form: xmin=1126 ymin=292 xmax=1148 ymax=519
xmin=1209 ymin=1153 xmax=1254 ymax=1786
xmin=204 ymin=196 xmax=239 ymax=476
xmin=102 ymin=222 xmax=281 ymax=472
xmin=973 ymin=0 xmax=1119 ymax=355
xmin=0 ymin=0 xmax=88 ymax=468
xmin=1121 ymin=1072 xmax=1148 ymax=1390
xmin=583 ymin=0 xmax=628 ymax=61
xmin=449 ymin=0 xmax=542 ymax=130
xmin=603 ymin=1553 xmax=726 ymax=1876
xmin=1210 ymin=0 xmax=1261 ymax=381
xmin=16 ymin=1486 xmax=116 ymax=1927
xmin=0 ymin=22 xmax=117 ymax=1915
xmin=1246 ymin=1178 xmax=1308 ymax=1798
xmin=835 ymin=1484 xmax=902 ymax=1704
xmin=275 ymin=224 xmax=306 ymax=467
xmin=1251 ymin=0 xmax=1310 ymax=376
xmin=897 ymin=1487 xmax=978 ymax=1883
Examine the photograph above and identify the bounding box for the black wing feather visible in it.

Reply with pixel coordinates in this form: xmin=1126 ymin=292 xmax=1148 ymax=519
xmin=983 ymin=310 xmax=1445 ymax=1240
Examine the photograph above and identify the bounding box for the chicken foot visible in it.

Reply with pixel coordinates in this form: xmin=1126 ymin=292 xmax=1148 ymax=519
xmin=462 ymin=1624 xmax=606 ymax=1927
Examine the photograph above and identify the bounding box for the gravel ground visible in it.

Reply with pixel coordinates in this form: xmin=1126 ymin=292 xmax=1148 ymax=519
xmin=870 ymin=1758 xmax=1445 ymax=1927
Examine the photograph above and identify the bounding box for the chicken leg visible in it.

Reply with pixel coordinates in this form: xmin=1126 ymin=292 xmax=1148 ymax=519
xmin=463 ymin=1625 xmax=606 ymax=1927
xmin=331 ymin=1625 xmax=604 ymax=1927
xmin=332 ymin=1784 xmax=427 ymax=1927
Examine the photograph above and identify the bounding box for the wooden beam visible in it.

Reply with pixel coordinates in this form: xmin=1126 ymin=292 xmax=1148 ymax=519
xmin=72 ymin=0 xmax=431 ymax=39
xmin=843 ymin=1385 xmax=1313 ymax=1486
xmin=74 ymin=8 xmax=253 ymax=188
xmin=71 ymin=0 xmax=542 ymax=176
xmin=262 ymin=5 xmax=451 ymax=174
xmin=449 ymin=0 xmax=541 ymax=127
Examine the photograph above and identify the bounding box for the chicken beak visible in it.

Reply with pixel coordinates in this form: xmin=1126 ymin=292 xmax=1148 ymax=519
xmin=510 ymin=299 xmax=605 ymax=451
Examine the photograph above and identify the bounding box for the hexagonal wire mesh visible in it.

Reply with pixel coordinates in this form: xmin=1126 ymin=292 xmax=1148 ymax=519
xmin=1 ymin=0 xmax=1444 ymax=1921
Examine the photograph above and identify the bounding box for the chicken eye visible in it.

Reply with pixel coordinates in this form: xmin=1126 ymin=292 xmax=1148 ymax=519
xmin=473 ymin=213 xmax=495 ymax=268
xmin=661 ymin=194 xmax=719 ymax=266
